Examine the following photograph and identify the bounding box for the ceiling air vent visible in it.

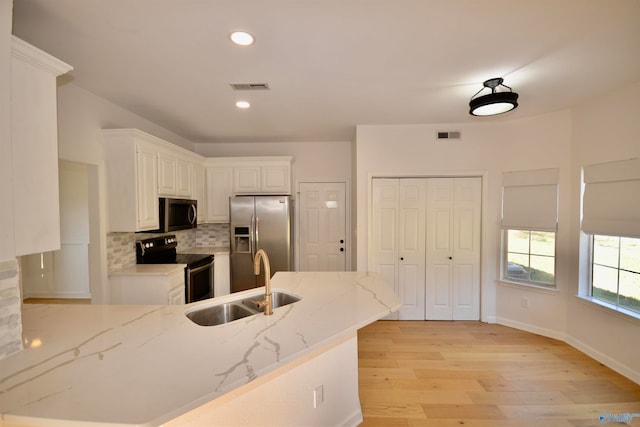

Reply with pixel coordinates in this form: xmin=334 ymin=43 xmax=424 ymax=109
xmin=230 ymin=82 xmax=270 ymax=91
xmin=436 ymin=131 xmax=461 ymax=140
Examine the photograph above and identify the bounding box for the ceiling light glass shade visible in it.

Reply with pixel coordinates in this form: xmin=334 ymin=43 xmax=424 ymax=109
xmin=235 ymin=101 xmax=251 ymax=109
xmin=469 ymin=78 xmax=519 ymax=116
xmin=229 ymin=31 xmax=254 ymax=46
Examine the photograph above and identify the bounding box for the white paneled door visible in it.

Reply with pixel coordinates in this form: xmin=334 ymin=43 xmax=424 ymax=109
xmin=371 ymin=177 xmax=481 ymax=321
xmin=425 ymin=178 xmax=481 ymax=320
xmin=371 ymin=178 xmax=427 ymax=320
xmin=299 ymin=182 xmax=347 ymax=271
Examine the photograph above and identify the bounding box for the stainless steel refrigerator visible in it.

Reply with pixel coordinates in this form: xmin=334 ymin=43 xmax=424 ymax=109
xmin=230 ymin=195 xmax=293 ymax=293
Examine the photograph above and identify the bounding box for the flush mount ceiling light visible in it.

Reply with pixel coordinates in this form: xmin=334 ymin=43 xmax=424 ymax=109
xmin=235 ymin=101 xmax=251 ymax=109
xmin=229 ymin=31 xmax=254 ymax=46
xmin=469 ymin=77 xmax=519 ymax=116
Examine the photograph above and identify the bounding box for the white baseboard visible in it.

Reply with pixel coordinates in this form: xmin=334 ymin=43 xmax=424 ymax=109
xmin=496 ymin=317 xmax=640 ymax=385
xmin=565 ymin=335 xmax=640 ymax=385
xmin=341 ymin=409 xmax=363 ymax=427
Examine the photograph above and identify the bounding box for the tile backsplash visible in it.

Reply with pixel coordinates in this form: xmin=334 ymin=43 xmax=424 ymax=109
xmin=107 ymin=223 xmax=230 ymax=272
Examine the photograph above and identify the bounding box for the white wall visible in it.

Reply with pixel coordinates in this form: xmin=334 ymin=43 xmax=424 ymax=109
xmin=566 ymin=81 xmax=640 ymax=382
xmin=194 ymin=140 xmax=352 ymax=185
xmin=355 ymin=111 xmax=573 ymax=324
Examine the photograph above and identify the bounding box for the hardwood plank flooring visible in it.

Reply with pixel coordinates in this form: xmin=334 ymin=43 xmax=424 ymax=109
xmin=358 ymin=321 xmax=640 ymax=427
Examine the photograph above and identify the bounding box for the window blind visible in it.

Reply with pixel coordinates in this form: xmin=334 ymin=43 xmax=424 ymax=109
xmin=582 ymin=158 xmax=640 ymax=238
xmin=502 ymin=168 xmax=559 ymax=231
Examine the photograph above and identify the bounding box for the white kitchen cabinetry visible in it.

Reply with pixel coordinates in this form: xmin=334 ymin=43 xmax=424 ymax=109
xmin=204 ymin=157 xmax=292 ymax=223
xmin=104 ymin=129 xmax=159 ymax=232
xmin=206 ymin=165 xmax=233 ymax=222
xmin=233 ymin=159 xmax=291 ymax=194
xmin=194 ymin=162 xmax=207 ymax=224
xmin=104 ymin=129 xmax=204 ymax=232
xmin=214 ymin=252 xmax=230 ymax=297
xmin=157 ymin=151 xmax=193 ymax=198
xmin=109 ymin=268 xmax=185 ymax=305
xmin=11 ymin=36 xmax=72 ymax=256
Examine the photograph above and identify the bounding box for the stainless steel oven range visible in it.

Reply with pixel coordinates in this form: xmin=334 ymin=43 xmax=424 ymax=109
xmin=136 ymin=235 xmax=214 ymax=303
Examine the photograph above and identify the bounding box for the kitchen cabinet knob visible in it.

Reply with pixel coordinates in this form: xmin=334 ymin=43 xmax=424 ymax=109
xmin=449 ymin=256 xmax=453 ymax=260
xmin=340 ymin=239 xmax=344 ymax=244
xmin=340 ymin=248 xmax=344 ymax=252
xmin=400 ymin=257 xmax=404 ymax=261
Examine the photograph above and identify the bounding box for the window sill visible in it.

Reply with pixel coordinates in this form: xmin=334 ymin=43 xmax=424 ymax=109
xmin=575 ymin=295 xmax=640 ymax=324
xmin=497 ymin=279 xmax=558 ymax=294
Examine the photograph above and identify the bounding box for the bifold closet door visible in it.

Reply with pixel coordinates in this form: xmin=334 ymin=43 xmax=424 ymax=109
xmin=425 ymin=178 xmax=481 ymax=320
xmin=371 ymin=178 xmax=426 ymax=320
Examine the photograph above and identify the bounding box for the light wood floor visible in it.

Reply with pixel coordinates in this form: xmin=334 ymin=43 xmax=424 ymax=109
xmin=357 ymin=321 xmax=640 ymax=427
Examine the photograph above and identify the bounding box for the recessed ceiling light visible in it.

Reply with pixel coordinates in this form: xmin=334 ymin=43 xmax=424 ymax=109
xmin=229 ymin=31 xmax=254 ymax=46
xmin=235 ymin=101 xmax=251 ymax=109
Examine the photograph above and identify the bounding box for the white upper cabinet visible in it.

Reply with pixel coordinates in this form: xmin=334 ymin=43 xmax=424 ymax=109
xmin=204 ymin=157 xmax=292 ymax=223
xmin=11 ymin=36 xmax=72 ymax=256
xmin=104 ymin=129 xmax=203 ymax=232
xmin=157 ymin=151 xmax=194 ymax=198
xmin=232 ymin=158 xmax=292 ymax=195
xmin=103 ymin=130 xmax=159 ymax=232
xmin=206 ymin=165 xmax=233 ymax=223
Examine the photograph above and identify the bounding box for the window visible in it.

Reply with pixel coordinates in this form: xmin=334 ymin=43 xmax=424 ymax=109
xmin=591 ymin=235 xmax=640 ymax=314
xmin=505 ymin=230 xmax=556 ymax=286
xmin=582 ymin=158 xmax=640 ymax=317
xmin=501 ymin=168 xmax=559 ymax=287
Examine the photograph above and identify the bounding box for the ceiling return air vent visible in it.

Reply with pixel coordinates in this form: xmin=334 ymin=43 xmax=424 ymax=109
xmin=230 ymin=82 xmax=270 ymax=91
xmin=436 ymin=131 xmax=461 ymax=140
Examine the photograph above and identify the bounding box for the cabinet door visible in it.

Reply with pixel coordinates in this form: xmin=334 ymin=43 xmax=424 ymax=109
xmin=206 ymin=167 xmax=233 ymax=222
xmin=157 ymin=152 xmax=177 ymax=196
xmin=175 ymin=159 xmax=193 ymax=197
xmin=261 ymin=165 xmax=290 ymax=194
xmin=136 ymin=146 xmax=159 ymax=230
xmin=233 ymin=166 xmax=261 ymax=193
xmin=11 ymin=38 xmax=71 ymax=255
xmin=168 ymin=285 xmax=185 ymax=305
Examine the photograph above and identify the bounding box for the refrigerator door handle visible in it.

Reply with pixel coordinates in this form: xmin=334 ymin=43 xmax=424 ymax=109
xmin=250 ymin=214 xmax=255 ymax=262
xmin=255 ymin=215 xmax=260 ymax=253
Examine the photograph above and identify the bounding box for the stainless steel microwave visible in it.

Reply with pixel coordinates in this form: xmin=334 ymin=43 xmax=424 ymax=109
xmin=154 ymin=198 xmax=197 ymax=232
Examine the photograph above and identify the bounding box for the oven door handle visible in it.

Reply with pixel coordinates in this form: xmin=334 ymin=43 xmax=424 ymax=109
xmin=187 ymin=260 xmax=214 ymax=275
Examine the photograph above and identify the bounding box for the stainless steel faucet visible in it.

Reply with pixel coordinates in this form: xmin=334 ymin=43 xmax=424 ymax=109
xmin=253 ymin=249 xmax=273 ymax=315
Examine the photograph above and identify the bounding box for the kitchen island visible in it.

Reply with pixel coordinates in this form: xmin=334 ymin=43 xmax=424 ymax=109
xmin=0 ymin=272 xmax=400 ymax=427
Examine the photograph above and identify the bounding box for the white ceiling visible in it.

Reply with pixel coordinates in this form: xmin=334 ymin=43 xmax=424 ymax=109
xmin=11 ymin=0 xmax=640 ymax=143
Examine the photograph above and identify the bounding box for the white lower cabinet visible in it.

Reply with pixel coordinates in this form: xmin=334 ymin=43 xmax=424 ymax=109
xmin=214 ymin=253 xmax=230 ymax=297
xmin=109 ymin=269 xmax=185 ymax=305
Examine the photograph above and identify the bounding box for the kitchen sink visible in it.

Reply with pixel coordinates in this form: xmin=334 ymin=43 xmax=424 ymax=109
xmin=185 ymin=291 xmax=301 ymax=326
xmin=186 ymin=303 xmax=255 ymax=326
xmin=240 ymin=291 xmax=301 ymax=312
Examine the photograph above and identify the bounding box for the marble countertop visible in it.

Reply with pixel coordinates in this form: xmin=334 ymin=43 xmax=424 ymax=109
xmin=0 ymin=272 xmax=400 ymax=427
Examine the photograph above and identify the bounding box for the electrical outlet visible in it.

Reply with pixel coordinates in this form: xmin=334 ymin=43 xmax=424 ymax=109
xmin=521 ymin=297 xmax=529 ymax=308
xmin=313 ymin=385 xmax=324 ymax=408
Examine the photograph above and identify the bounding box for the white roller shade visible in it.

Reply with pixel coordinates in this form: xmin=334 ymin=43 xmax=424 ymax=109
xmin=502 ymin=168 xmax=559 ymax=231
xmin=582 ymin=158 xmax=640 ymax=237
